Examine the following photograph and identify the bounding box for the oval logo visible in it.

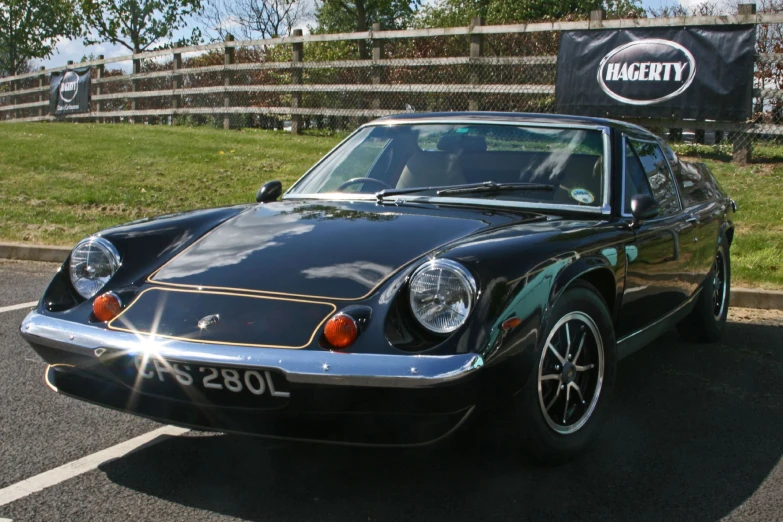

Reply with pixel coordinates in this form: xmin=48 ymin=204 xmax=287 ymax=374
xmin=197 ymin=314 xmax=220 ymax=330
xmin=59 ymin=71 xmax=79 ymax=103
xmin=597 ymin=39 xmax=696 ymax=106
xmin=570 ymin=187 xmax=595 ymax=204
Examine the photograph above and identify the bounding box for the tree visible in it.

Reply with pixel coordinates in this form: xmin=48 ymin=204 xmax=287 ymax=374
xmin=199 ymin=0 xmax=309 ymax=41
xmin=81 ymin=0 xmax=203 ymax=54
xmin=417 ymin=0 xmax=643 ymax=28
xmin=0 ymin=0 xmax=83 ymax=76
xmin=313 ymin=0 xmax=419 ymax=58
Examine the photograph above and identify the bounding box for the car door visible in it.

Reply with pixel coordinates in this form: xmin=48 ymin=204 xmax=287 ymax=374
xmin=667 ymin=151 xmax=723 ymax=287
xmin=616 ymin=136 xmax=690 ymax=338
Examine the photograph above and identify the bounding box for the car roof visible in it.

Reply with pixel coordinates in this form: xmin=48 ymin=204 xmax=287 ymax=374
xmin=371 ymin=111 xmax=656 ymax=137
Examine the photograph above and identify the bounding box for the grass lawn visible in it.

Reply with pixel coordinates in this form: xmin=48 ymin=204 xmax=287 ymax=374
xmin=0 ymin=122 xmax=780 ymax=288
xmin=0 ymin=123 xmax=344 ymax=245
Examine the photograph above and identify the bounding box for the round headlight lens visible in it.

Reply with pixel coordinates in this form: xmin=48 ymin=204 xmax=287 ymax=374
xmin=69 ymin=237 xmax=121 ymax=299
xmin=408 ymin=259 xmax=476 ymax=334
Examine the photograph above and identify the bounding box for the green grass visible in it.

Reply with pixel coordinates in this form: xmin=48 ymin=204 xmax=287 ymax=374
xmin=690 ymin=158 xmax=783 ymax=290
xmin=0 ymin=123 xmax=344 ymax=245
xmin=0 ymin=123 xmax=780 ymax=288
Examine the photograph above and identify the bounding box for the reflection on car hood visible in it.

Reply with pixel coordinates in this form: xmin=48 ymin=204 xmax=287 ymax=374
xmin=150 ymin=200 xmax=533 ymax=300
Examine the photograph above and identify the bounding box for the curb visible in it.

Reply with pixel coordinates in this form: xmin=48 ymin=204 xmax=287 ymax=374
xmin=0 ymin=242 xmax=71 ymax=264
xmin=1 ymin=242 xmax=782 ymax=311
xmin=730 ymin=288 xmax=783 ymax=311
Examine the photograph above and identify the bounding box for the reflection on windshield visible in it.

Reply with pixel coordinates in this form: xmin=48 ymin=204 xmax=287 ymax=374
xmin=287 ymin=123 xmax=605 ymax=207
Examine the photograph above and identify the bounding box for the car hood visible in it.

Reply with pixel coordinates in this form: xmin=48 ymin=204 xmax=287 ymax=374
xmin=149 ymin=199 xmax=535 ymax=300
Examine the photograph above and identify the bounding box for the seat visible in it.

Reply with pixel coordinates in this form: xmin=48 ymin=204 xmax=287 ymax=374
xmin=550 ymin=155 xmax=603 ymax=205
xmin=395 ymin=135 xmax=484 ymax=189
xmin=396 ymin=151 xmax=467 ymax=188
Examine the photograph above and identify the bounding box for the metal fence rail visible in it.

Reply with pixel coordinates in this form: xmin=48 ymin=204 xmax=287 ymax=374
xmin=1 ymin=6 xmax=782 ymax=162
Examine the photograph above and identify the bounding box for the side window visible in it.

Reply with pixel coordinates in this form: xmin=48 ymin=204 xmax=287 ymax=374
xmin=623 ymin=142 xmax=653 ymax=213
xmin=675 ymin=161 xmax=714 ymax=208
xmin=627 ymin=138 xmax=681 ymax=217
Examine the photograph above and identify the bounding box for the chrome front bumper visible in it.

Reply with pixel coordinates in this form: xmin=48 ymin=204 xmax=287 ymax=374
xmin=20 ymin=311 xmax=484 ymax=389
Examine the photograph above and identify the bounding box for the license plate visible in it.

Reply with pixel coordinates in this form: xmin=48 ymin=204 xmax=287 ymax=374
xmin=133 ymin=355 xmax=290 ymax=398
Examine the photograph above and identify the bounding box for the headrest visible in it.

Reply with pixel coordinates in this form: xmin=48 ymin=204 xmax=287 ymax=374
xmin=436 ymin=135 xmax=487 ymax=153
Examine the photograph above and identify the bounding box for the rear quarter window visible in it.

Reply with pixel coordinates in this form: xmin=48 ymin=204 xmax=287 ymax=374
xmin=674 ymin=161 xmax=719 ymax=208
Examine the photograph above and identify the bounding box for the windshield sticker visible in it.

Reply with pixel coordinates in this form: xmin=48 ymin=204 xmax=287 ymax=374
xmin=570 ymin=188 xmax=595 ymax=204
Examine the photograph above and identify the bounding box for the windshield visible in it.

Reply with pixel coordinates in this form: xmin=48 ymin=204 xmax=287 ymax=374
xmin=287 ymin=123 xmax=605 ymax=207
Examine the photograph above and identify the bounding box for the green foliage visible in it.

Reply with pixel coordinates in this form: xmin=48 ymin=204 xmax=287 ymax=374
xmin=314 ymin=0 xmax=418 ymax=33
xmin=0 ymin=0 xmax=83 ymax=75
xmin=416 ymin=0 xmax=644 ymax=27
xmin=81 ymin=0 xmax=203 ymax=53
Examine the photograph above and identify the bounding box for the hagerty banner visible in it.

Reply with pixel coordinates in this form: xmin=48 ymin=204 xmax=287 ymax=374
xmin=554 ymin=26 xmax=755 ymax=121
xmin=50 ymin=67 xmax=91 ymax=115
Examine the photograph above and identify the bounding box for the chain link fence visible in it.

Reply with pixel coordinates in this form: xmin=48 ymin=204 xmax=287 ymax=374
xmin=2 ymin=15 xmax=783 ymax=162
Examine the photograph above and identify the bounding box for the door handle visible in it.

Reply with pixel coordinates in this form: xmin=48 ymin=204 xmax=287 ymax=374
xmin=685 ymin=214 xmax=699 ymax=224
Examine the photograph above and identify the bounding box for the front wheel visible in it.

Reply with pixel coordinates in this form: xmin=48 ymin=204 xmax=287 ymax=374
xmin=677 ymin=238 xmax=731 ymax=343
xmin=514 ymin=282 xmax=617 ymax=465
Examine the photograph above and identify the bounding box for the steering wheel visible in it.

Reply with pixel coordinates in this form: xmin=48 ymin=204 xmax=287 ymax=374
xmin=336 ymin=177 xmax=392 ymax=193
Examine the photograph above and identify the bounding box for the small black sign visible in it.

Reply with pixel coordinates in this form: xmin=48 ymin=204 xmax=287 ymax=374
xmin=50 ymin=67 xmax=91 ymax=115
xmin=554 ymin=26 xmax=755 ymax=121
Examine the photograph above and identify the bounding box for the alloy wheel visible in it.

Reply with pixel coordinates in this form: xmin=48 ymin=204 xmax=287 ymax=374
xmin=537 ymin=311 xmax=605 ymax=434
xmin=712 ymin=248 xmax=728 ymax=321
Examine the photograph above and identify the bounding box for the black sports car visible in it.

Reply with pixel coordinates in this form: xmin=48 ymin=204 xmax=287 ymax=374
xmin=21 ymin=112 xmax=735 ymax=463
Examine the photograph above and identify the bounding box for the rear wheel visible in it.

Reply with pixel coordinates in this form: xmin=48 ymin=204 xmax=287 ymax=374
xmin=677 ymin=239 xmax=731 ymax=343
xmin=514 ymin=282 xmax=617 ymax=465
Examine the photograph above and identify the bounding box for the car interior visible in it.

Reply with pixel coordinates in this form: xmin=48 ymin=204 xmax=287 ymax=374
xmin=356 ymin=128 xmax=604 ymax=205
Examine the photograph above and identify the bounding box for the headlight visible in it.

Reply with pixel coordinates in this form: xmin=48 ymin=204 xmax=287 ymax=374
xmin=408 ymin=259 xmax=476 ymax=334
xmin=69 ymin=237 xmax=121 ymax=299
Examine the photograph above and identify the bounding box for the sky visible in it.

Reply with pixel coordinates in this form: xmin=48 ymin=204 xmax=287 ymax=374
xmin=35 ymin=0 xmax=710 ymax=71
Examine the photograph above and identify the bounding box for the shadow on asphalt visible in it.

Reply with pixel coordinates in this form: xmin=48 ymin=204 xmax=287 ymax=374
xmin=99 ymin=321 xmax=783 ymax=521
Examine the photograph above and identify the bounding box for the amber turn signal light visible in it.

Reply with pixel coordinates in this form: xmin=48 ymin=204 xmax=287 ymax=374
xmin=324 ymin=313 xmax=358 ymax=349
xmin=93 ymin=292 xmax=122 ymax=322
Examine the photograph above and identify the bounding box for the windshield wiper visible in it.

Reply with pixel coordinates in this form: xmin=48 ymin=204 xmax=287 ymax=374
xmin=437 ymin=181 xmax=554 ymax=196
xmin=375 ymin=181 xmax=553 ymax=201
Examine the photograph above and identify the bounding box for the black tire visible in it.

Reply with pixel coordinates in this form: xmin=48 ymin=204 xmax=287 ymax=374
xmin=514 ymin=281 xmax=617 ymax=465
xmin=677 ymin=237 xmax=731 ymax=343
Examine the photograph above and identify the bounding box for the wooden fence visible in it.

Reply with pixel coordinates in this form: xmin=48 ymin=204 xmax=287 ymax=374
xmin=1 ymin=4 xmax=782 ymax=162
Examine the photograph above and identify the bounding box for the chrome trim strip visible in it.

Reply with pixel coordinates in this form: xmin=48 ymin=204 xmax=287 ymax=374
xmin=364 ymin=119 xmax=609 ymax=131
xmin=21 ymin=311 xmax=484 ymax=389
xmin=286 ymin=194 xmax=607 ymax=215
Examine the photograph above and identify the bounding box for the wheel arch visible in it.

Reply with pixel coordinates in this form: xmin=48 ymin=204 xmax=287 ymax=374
xmin=549 ymin=260 xmax=620 ymax=321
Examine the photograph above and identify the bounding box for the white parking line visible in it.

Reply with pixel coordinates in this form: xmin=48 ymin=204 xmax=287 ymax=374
xmin=0 ymin=425 xmax=189 ymax=507
xmin=0 ymin=302 xmax=38 ymax=314
xmin=0 ymin=517 xmax=14 ymax=521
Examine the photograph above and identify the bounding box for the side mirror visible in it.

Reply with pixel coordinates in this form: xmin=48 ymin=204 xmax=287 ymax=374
xmin=256 ymin=180 xmax=282 ymax=203
xmin=630 ymin=194 xmax=660 ymax=228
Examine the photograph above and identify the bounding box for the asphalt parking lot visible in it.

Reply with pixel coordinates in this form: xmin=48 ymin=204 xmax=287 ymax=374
xmin=1 ymin=259 xmax=782 ymax=521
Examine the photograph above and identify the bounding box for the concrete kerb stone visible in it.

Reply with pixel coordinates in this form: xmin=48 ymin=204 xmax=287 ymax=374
xmin=0 ymin=242 xmax=71 ymax=264
xmin=1 ymin=242 xmax=782 ymax=311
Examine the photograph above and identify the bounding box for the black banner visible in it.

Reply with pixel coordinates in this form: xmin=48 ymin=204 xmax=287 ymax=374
xmin=50 ymin=67 xmax=91 ymax=115
xmin=554 ymin=26 xmax=755 ymax=121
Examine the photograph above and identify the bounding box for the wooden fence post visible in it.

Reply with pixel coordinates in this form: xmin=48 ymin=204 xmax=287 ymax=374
xmin=469 ymin=16 xmax=484 ymax=111
xmin=96 ymin=55 xmax=104 ymax=122
xmin=224 ymin=34 xmax=234 ymax=129
xmin=172 ymin=52 xmax=182 ymax=124
xmin=11 ymin=78 xmax=17 ymax=120
xmin=733 ymin=3 xmax=757 ymax=164
xmin=371 ymin=23 xmax=383 ymax=113
xmin=589 ymin=9 xmax=606 ymax=27
xmin=38 ymin=66 xmax=46 ymax=118
xmin=131 ymin=58 xmax=140 ymax=124
xmin=291 ymin=28 xmax=303 ymax=135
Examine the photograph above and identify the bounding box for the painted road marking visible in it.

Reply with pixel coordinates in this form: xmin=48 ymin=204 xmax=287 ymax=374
xmin=0 ymin=518 xmax=14 ymax=521
xmin=0 ymin=426 xmax=189 ymax=507
xmin=0 ymin=302 xmax=38 ymax=314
